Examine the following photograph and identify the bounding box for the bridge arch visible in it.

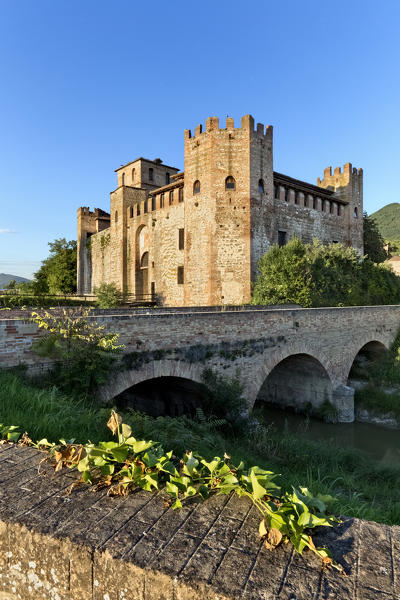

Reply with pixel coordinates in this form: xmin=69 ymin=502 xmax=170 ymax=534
xmin=346 ymin=339 xmax=388 ymax=384
xmin=254 ymin=352 xmax=334 ymax=416
xmin=98 ymin=359 xmax=205 ymax=406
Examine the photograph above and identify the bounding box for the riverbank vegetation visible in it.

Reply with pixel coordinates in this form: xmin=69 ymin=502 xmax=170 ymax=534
xmin=252 ymin=238 xmax=400 ymax=307
xmin=1 ymin=368 xmax=399 ymax=526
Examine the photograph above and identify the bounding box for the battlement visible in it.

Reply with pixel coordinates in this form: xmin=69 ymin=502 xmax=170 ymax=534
xmin=317 ymin=163 xmax=363 ymax=188
xmin=184 ymin=114 xmax=273 ymax=140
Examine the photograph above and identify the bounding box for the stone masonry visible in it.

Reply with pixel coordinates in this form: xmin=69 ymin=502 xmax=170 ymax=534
xmin=77 ymin=115 xmax=363 ymax=306
xmin=1 ymin=305 xmax=400 ymax=422
xmin=0 ymin=443 xmax=398 ymax=599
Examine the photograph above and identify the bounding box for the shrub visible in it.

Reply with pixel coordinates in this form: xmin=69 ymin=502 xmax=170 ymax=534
xmin=94 ymin=282 xmax=123 ymax=308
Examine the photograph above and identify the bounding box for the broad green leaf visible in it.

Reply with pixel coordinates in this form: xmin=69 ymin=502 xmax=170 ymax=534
xmin=110 ymin=446 xmax=129 ymax=463
xmin=297 ymin=512 xmax=333 ymax=529
xmin=120 ymin=423 xmax=132 ymax=440
xmin=132 ymin=440 xmax=154 ymax=454
xmin=250 ymin=468 xmax=267 ymax=500
xmin=171 ymin=499 xmax=182 ymax=510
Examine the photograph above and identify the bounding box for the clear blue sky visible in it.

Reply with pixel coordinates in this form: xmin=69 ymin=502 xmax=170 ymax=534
xmin=1 ymin=0 xmax=399 ymax=278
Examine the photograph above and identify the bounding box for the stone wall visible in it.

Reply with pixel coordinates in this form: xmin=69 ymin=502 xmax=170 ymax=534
xmin=0 ymin=444 xmax=398 ymax=600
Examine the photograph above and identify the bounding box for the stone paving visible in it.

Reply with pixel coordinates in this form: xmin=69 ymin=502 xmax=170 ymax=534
xmin=0 ymin=443 xmax=398 ymax=599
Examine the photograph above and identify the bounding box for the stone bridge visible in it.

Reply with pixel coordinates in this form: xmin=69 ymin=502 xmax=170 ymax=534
xmin=2 ymin=304 xmax=400 ymax=422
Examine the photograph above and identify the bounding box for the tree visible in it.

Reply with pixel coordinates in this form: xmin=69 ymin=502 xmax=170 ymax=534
xmin=252 ymin=237 xmax=312 ymax=306
xmin=363 ymin=212 xmax=387 ymax=263
xmin=4 ymin=279 xmax=16 ymax=291
xmin=32 ymin=238 xmax=77 ymax=295
xmin=252 ymin=237 xmax=400 ymax=307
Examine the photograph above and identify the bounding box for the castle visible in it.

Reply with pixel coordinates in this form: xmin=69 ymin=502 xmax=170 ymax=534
xmin=77 ymin=114 xmax=363 ymax=306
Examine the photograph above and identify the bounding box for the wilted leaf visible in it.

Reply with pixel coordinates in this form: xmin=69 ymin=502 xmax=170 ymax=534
xmin=107 ymin=412 xmax=122 ymax=435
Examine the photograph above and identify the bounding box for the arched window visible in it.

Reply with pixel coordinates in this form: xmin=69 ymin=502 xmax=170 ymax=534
xmin=354 ymin=207 xmax=358 ymax=218
xmin=149 ymin=168 xmax=154 ymax=182
xmin=141 ymin=252 xmax=149 ymax=268
xmin=166 ymin=172 xmax=170 ymax=184
xmin=225 ymin=176 xmax=236 ymax=190
xmin=193 ymin=180 xmax=200 ymax=195
xmin=121 ymin=173 xmax=125 ymax=186
xmin=258 ymin=179 xmax=264 ymax=194
xmin=115 ymin=210 xmax=118 ymax=223
xmin=132 ymin=168 xmax=135 ymax=183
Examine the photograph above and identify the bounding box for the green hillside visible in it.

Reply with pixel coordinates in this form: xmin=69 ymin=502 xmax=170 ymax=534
xmin=371 ymin=203 xmax=400 ymax=240
xmin=0 ymin=273 xmax=30 ymax=290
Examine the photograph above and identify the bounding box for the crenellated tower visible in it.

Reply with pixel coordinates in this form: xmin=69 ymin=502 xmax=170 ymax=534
xmin=317 ymin=163 xmax=363 ymax=253
xmin=183 ymin=115 xmax=273 ymax=306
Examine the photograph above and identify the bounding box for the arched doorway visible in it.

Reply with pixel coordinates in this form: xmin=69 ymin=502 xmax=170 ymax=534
xmin=255 ymin=353 xmax=333 ymax=415
xmin=113 ymin=376 xmax=209 ymax=417
xmin=138 ymin=251 xmax=149 ymax=299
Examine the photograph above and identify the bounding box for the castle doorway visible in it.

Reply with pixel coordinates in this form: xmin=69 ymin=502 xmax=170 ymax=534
xmin=135 ymin=225 xmax=149 ymax=299
xmin=138 ymin=251 xmax=149 ymax=299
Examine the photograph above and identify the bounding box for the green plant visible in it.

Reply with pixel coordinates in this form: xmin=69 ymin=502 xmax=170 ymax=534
xmin=14 ymin=411 xmax=342 ymax=572
xmin=30 ymin=308 xmax=124 ymax=398
xmin=94 ymin=282 xmax=123 ymax=308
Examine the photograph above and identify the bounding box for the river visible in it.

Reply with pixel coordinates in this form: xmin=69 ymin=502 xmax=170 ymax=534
xmin=258 ymin=404 xmax=400 ymax=467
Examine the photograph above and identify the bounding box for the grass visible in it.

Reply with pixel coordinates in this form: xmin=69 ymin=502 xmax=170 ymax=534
xmin=1 ymin=369 xmax=400 ymax=526
xmin=355 ymin=385 xmax=400 ymax=419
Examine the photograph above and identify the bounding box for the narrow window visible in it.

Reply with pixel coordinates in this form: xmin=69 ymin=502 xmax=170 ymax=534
xmin=225 ymin=176 xmax=236 ymax=190
xmin=274 ymin=185 xmax=279 ymax=199
xmin=160 ymin=193 xmax=164 ymax=208
xmin=278 ymin=230 xmax=287 ymax=247
xmin=115 ymin=210 xmax=118 ymax=223
xmin=169 ymin=190 xmax=174 ymax=205
xmin=330 ymin=202 xmax=334 ymax=214
xmin=179 ymin=187 xmax=184 ymax=202
xmin=132 ymin=168 xmax=135 ymax=183
xmin=151 ymin=282 xmax=155 ymax=298
xmin=149 ymin=167 xmax=154 ymax=182
xmin=354 ymin=207 xmax=358 ymax=218
xmin=136 ymin=204 xmax=140 ymax=216
xmin=294 ymin=191 xmax=299 ymax=205
xmin=179 ymin=228 xmax=184 ymax=250
xmin=141 ymin=252 xmax=149 ymax=268
xmin=121 ymin=173 xmax=125 ymax=186
xmin=166 ymin=172 xmax=170 ymax=184
xmin=151 ymin=196 xmax=156 ymax=211
xmin=284 ymin=188 xmax=288 ymax=202
xmin=193 ymin=180 xmax=200 ymax=195
xmin=177 ymin=266 xmax=184 ymax=284
xmin=129 ymin=206 xmax=133 ymax=218
xmin=258 ymin=179 xmax=264 ymax=194
xmin=313 ymin=197 xmax=317 ymax=210
xmin=304 ymin=194 xmax=308 ymax=207
xmin=144 ymin=200 xmax=148 ymax=214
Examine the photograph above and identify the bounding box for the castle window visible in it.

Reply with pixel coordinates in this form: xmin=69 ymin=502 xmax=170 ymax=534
xmin=121 ymin=173 xmax=125 ymax=186
xmin=169 ymin=190 xmax=174 ymax=205
xmin=304 ymin=194 xmax=309 ymax=207
xmin=137 ymin=204 xmax=140 ymax=216
xmin=141 ymin=252 xmax=149 ymax=268
xmin=179 ymin=187 xmax=184 ymax=202
xmin=284 ymin=188 xmax=288 ymax=202
xmin=274 ymin=185 xmax=279 ymax=199
xmin=354 ymin=207 xmax=358 ymax=218
xmin=149 ymin=168 xmax=154 ymax=182
xmin=330 ymin=202 xmax=334 ymax=214
xmin=132 ymin=168 xmax=135 ymax=183
xmin=179 ymin=228 xmax=184 ymax=250
xmin=129 ymin=206 xmax=133 ymax=218
xmin=144 ymin=200 xmax=148 ymax=214
xmin=258 ymin=179 xmax=264 ymax=194
xmin=193 ymin=180 xmax=200 ymax=195
xmin=115 ymin=210 xmax=118 ymax=223
xmin=151 ymin=196 xmax=156 ymax=211
xmin=166 ymin=172 xmax=170 ymax=185
xmin=313 ymin=197 xmax=317 ymax=210
xmin=294 ymin=191 xmax=299 ymax=205
xmin=177 ymin=266 xmax=184 ymax=284
xmin=225 ymin=176 xmax=236 ymax=190
xmin=278 ymin=230 xmax=287 ymax=247
xmin=160 ymin=193 xmax=165 ymax=208
xmin=151 ymin=281 xmax=155 ymax=298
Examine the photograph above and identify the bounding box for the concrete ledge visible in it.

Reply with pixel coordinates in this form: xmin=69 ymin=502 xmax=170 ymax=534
xmin=0 ymin=444 xmax=398 ymax=599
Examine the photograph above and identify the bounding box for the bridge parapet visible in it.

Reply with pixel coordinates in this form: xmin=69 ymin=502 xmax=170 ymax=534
xmin=0 ymin=443 xmax=398 ymax=599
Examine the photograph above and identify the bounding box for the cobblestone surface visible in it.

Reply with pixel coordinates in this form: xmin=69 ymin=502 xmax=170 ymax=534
xmin=0 ymin=443 xmax=398 ymax=599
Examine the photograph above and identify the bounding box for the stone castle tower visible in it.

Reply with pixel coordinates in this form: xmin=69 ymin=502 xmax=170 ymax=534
xmin=77 ymin=114 xmax=363 ymax=306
